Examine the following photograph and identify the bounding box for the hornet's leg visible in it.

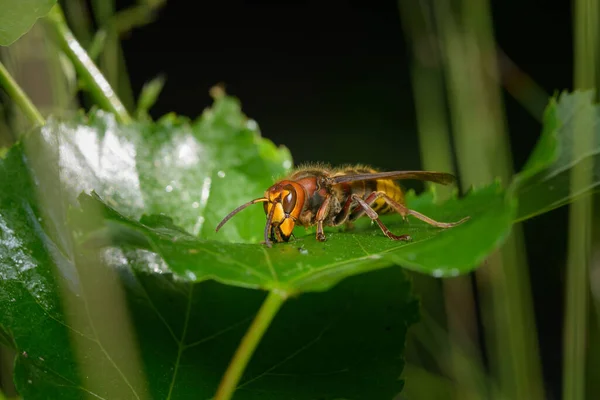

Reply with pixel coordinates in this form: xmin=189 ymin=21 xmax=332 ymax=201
xmin=351 ymin=192 xmax=468 ymax=228
xmin=351 ymin=194 xmax=411 ymax=241
xmin=333 ymin=194 xmax=356 ymax=231
xmin=349 ymin=192 xmax=401 ymax=221
xmin=315 ymin=194 xmax=331 ymax=242
xmin=380 ymin=193 xmax=469 ymax=228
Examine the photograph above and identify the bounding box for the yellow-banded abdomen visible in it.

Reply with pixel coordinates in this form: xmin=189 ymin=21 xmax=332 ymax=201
xmin=334 ymin=166 xmax=405 ymax=216
xmin=372 ymin=178 xmax=404 ymax=214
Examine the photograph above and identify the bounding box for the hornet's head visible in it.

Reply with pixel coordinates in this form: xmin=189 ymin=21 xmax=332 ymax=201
xmin=262 ymin=180 xmax=305 ymax=243
xmin=215 ymin=180 xmax=306 ymax=246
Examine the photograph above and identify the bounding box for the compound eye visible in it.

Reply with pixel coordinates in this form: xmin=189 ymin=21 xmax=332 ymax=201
xmin=282 ymin=185 xmax=297 ymax=214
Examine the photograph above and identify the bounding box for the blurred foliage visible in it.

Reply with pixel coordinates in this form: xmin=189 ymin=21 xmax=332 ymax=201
xmin=135 ymin=74 xmax=165 ymax=119
xmin=0 ymin=0 xmax=56 ymax=46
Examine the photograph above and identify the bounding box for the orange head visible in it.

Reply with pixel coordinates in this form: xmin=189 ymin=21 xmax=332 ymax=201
xmin=262 ymin=180 xmax=305 ymax=243
xmin=215 ymin=180 xmax=306 ymax=246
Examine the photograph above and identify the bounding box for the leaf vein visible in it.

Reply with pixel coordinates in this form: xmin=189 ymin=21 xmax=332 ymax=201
xmin=166 ymin=284 xmax=193 ymax=400
xmin=15 ymin=280 xmax=97 ymax=343
xmin=78 ymin=278 xmax=141 ymax=400
xmin=237 ymin=321 xmax=334 ymax=389
xmin=184 ymin=315 xmax=253 ymax=350
xmin=261 ymin=247 xmax=278 ymax=282
xmin=131 ymin=268 xmax=179 ymax=344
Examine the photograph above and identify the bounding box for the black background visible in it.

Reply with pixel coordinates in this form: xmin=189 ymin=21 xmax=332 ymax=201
xmin=116 ymin=0 xmax=572 ymax=397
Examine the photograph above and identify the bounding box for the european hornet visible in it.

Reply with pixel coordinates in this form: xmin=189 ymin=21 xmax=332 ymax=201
xmin=216 ymin=165 xmax=469 ymax=247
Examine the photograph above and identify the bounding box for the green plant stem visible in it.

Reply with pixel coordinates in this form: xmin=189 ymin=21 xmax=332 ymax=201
xmin=398 ymin=3 xmax=485 ymax=399
xmin=215 ymin=290 xmax=287 ymax=400
xmin=409 ymin=56 xmax=455 ymax=199
xmin=90 ymin=0 xmax=136 ymax=111
xmin=434 ymin=1 xmax=544 ymax=398
xmin=91 ymin=0 xmax=118 ymax=86
xmin=564 ymin=0 xmax=597 ymax=398
xmin=564 ymin=187 xmax=592 ymax=400
xmin=63 ymin=0 xmax=94 ymax=46
xmin=0 ymin=61 xmax=45 ymax=126
xmin=45 ymin=5 xmax=132 ymax=124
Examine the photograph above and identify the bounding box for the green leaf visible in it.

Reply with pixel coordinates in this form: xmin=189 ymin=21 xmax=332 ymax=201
xmin=77 ymin=180 xmax=512 ymax=293
xmin=513 ymin=90 xmax=600 ymax=221
xmin=27 ymin=92 xmax=292 ymax=244
xmin=0 ymin=92 xmax=418 ymax=398
xmin=12 ymin=88 xmax=513 ymax=290
xmin=0 ymin=144 xmax=417 ymax=398
xmin=0 ymin=0 xmax=57 ymax=46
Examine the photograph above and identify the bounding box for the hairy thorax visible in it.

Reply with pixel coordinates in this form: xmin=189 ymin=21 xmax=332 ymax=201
xmin=287 ymin=168 xmax=342 ymax=227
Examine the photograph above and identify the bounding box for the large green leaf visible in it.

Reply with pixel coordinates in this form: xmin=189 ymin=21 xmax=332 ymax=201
xmin=26 ymin=93 xmax=291 ymax=244
xmin=1 ymin=143 xmax=417 ymax=399
xmin=0 ymin=93 xmax=419 ymax=399
xmin=0 ymin=0 xmax=56 ymax=46
xmin=513 ymin=91 xmax=600 ymax=220
xmin=77 ymin=179 xmax=511 ymax=294
xmin=15 ymin=91 xmax=512 ymax=287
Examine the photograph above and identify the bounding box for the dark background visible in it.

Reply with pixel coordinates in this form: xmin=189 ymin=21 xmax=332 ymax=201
xmin=116 ymin=0 xmax=571 ymax=396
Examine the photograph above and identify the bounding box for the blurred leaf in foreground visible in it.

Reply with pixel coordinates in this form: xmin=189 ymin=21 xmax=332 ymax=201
xmin=0 ymin=0 xmax=57 ymax=46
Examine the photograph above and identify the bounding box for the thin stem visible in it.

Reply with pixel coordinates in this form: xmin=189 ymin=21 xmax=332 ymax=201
xmin=434 ymin=0 xmax=545 ymax=398
xmin=0 ymin=61 xmax=45 ymax=126
xmin=215 ymin=290 xmax=287 ymax=400
xmin=563 ymin=0 xmax=597 ymax=398
xmin=63 ymin=0 xmax=94 ymax=46
xmin=45 ymin=4 xmax=132 ymax=124
xmin=398 ymin=3 xmax=485 ymax=398
xmin=564 ymin=188 xmax=592 ymax=400
xmin=91 ymin=0 xmax=118 ymax=87
xmin=90 ymin=0 xmax=136 ymax=111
